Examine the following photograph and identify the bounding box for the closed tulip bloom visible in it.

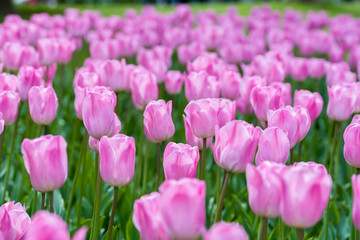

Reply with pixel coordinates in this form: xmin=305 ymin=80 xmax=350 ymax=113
xmin=73 ymin=69 xmax=101 ymax=88
xmin=74 ymin=87 xmax=88 ymax=120
xmin=307 ymin=58 xmax=328 ymax=79
xmin=0 ymin=73 xmax=18 ymax=92
xmin=250 ymin=86 xmax=285 ymax=121
xmin=294 ymin=90 xmax=324 ymax=123
xmin=99 ymin=134 xmax=135 ymax=186
xmin=28 ymin=86 xmax=58 ymax=125
xmin=246 ymin=162 xmax=285 ymax=218
xmin=184 ymin=71 xmax=220 ymax=101
xmin=255 ymin=127 xmax=290 ymax=165
xmin=183 ymin=115 xmax=212 ymax=150
xmin=143 ymin=100 xmax=175 ymax=143
xmin=294 ymin=105 xmax=311 ymax=142
xmin=37 ymin=38 xmax=59 ymax=66
xmin=57 ymin=38 xmax=75 ymax=64
xmin=270 ymin=82 xmax=292 ymax=106
xmin=21 ymin=135 xmax=68 ymax=192
xmin=0 ymin=201 xmax=31 ymax=240
xmin=220 ymin=71 xmax=241 ymax=100
xmin=17 ymin=66 xmax=44 ymax=101
xmin=204 ymin=222 xmax=249 ymax=240
xmin=0 ymin=91 xmax=20 ymax=126
xmin=24 ymin=211 xmax=87 ymax=240
xmin=133 ymin=192 xmax=172 ymax=240
xmin=159 ymin=178 xmax=206 ymax=240
xmin=184 ymin=98 xmax=219 ymax=138
xmin=130 ymin=71 xmax=159 ymax=110
xmin=98 ymin=59 xmax=127 ymax=92
xmin=164 ymin=70 xmax=183 ymax=95
xmin=281 ymin=162 xmax=332 ymax=228
xmin=344 ymin=123 xmax=360 ymax=168
xmin=214 ymin=120 xmax=262 ymax=173
xmin=327 ymin=84 xmax=357 ymax=121
xmin=217 ymin=98 xmax=236 ymax=128
xmin=82 ymin=92 xmax=118 ymax=139
xmin=163 ymin=142 xmax=199 ymax=180
xmin=352 ymin=175 xmax=360 ymax=230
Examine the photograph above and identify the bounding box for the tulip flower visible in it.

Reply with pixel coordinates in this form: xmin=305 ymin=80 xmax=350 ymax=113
xmin=163 ymin=142 xmax=199 ymax=180
xmin=281 ymin=162 xmax=332 ymax=235
xmin=159 ymin=178 xmax=206 ymax=240
xmin=183 ymin=115 xmax=212 ymax=150
xmin=204 ymin=222 xmax=249 ymax=240
xmin=184 ymin=71 xmax=220 ymax=101
xmin=270 ymin=82 xmax=292 ymax=106
xmin=327 ymin=84 xmax=357 ymax=122
xmin=24 ymin=211 xmax=87 ymax=240
xmin=344 ymin=122 xmax=360 ymax=168
xmin=133 ymin=192 xmax=172 ymax=240
xmin=352 ymin=174 xmax=360 ymax=231
xmin=130 ymin=70 xmax=159 ymax=110
xmin=214 ymin=120 xmax=262 ymax=222
xmin=73 ymin=69 xmax=101 ymax=88
xmin=250 ymin=86 xmax=285 ymax=122
xmin=0 ymin=91 xmax=21 ymax=126
xmin=255 ymin=127 xmax=290 ymax=165
xmin=217 ymin=98 xmax=236 ymax=128
xmin=307 ymin=58 xmax=327 ymax=79
xmin=164 ymin=70 xmax=183 ymax=95
xmin=0 ymin=201 xmax=31 ymax=240
xmin=97 ymin=59 xmax=128 ymax=92
xmin=28 ymin=86 xmax=58 ymax=126
xmin=219 ymin=71 xmax=241 ymax=100
xmin=37 ymin=38 xmax=59 ymax=66
xmin=294 ymin=90 xmax=324 ymax=123
xmin=17 ymin=66 xmax=44 ymax=101
xmin=0 ymin=73 xmax=18 ymax=92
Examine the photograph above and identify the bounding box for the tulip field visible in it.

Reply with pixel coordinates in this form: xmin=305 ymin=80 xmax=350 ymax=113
xmin=2 ymin=2 xmax=360 ymax=240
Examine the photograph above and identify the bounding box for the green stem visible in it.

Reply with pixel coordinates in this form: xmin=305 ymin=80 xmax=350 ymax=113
xmin=259 ymin=217 xmax=268 ymax=240
xmin=297 ymin=141 xmax=302 ymax=162
xmin=91 ymin=153 xmax=102 ymax=240
xmin=214 ymin=171 xmax=231 ymax=222
xmin=40 ymin=125 xmax=45 ymax=136
xmin=290 ymin=148 xmax=294 ymax=165
xmin=133 ymin=115 xmax=144 ymax=202
xmin=0 ymin=127 xmax=5 ymax=171
xmin=156 ymin=142 xmax=162 ymax=189
xmin=49 ymin=191 xmax=54 ymax=213
xmin=122 ymin=94 xmax=132 ymax=133
xmin=66 ymin=131 xmax=88 ymax=222
xmin=279 ymin=218 xmax=284 ymax=240
xmin=297 ymin=228 xmax=304 ymax=240
xmin=2 ymin=102 xmax=23 ymax=204
xmin=142 ymin=140 xmax=150 ymax=195
xmin=328 ymin=122 xmax=339 ymax=175
xmin=107 ymin=187 xmax=119 ymax=240
xmin=216 ymin=167 xmax=222 ymax=207
xmin=356 ymin=229 xmax=359 ymax=240
xmin=77 ymin=131 xmax=89 ymax=228
xmin=200 ymin=138 xmax=207 ymax=180
xmin=59 ymin=64 xmax=65 ymax=108
xmin=31 ymin=191 xmax=38 ymax=216
xmin=41 ymin=192 xmax=46 ymax=210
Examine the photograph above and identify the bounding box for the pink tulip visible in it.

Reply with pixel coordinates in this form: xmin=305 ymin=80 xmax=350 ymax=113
xmin=17 ymin=66 xmax=44 ymax=101
xmin=329 ymin=44 xmax=344 ymax=63
xmin=37 ymin=38 xmax=59 ymax=66
xmin=344 ymin=123 xmax=360 ymax=168
xmin=183 ymin=115 xmax=212 ymax=150
xmin=24 ymin=211 xmax=87 ymax=240
xmin=307 ymin=58 xmax=328 ymax=79
xmin=159 ymin=178 xmax=206 ymax=240
xmin=74 ymin=87 xmax=88 ymax=120
xmin=164 ymin=70 xmax=183 ymax=95
xmin=98 ymin=59 xmax=128 ymax=92
xmin=133 ymin=192 xmax=172 ymax=240
xmin=0 ymin=201 xmax=31 ymax=240
xmin=326 ymin=62 xmax=351 ymax=86
xmin=288 ymin=57 xmax=308 ymax=82
xmin=57 ymin=38 xmax=75 ymax=64
xmin=0 ymin=113 xmax=4 ymax=135
xmin=246 ymin=162 xmax=284 ymax=218
xmin=2 ymin=42 xmax=39 ymax=71
xmin=281 ymin=162 xmax=332 ymax=228
xmin=130 ymin=70 xmax=159 ymax=110
xmin=99 ymin=134 xmax=135 ymax=186
xmin=0 ymin=91 xmax=20 ymax=126
xmin=204 ymin=222 xmax=249 ymax=240
xmin=82 ymin=92 xmax=118 ymax=139
xmin=217 ymin=98 xmax=236 ymax=128
xmin=0 ymin=73 xmax=18 ymax=92
xmin=163 ymin=142 xmax=199 ymax=180
xmin=143 ymin=100 xmax=175 ymax=143
xmin=220 ymin=71 xmax=241 ymax=100
xmin=28 ymin=86 xmax=58 ymax=125
xmin=294 ymin=90 xmax=324 ymax=123
xmin=250 ymin=86 xmax=285 ymax=121
xmin=327 ymin=84 xmax=357 ymax=121
xmin=21 ymin=135 xmax=68 ymax=192
xmin=270 ymin=82 xmax=292 ymax=106
xmin=184 ymin=98 xmax=219 ymax=138
xmin=73 ymin=68 xmax=101 ymax=88
xmin=352 ymin=174 xmax=360 ymax=230
xmin=268 ymin=105 xmax=311 ymax=148
xmin=184 ymin=71 xmax=220 ymax=101
xmin=214 ymin=120 xmax=262 ymax=173
xmin=255 ymin=127 xmax=290 ymax=165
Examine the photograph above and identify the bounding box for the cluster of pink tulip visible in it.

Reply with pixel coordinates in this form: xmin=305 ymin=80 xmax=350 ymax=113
xmin=0 ymin=3 xmax=360 ymax=240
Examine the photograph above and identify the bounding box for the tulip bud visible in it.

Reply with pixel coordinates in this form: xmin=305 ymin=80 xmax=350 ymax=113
xmin=17 ymin=66 xmax=44 ymax=101
xmin=21 ymin=135 xmax=68 ymax=192
xmin=327 ymin=84 xmax=357 ymax=122
xmin=204 ymin=222 xmax=249 ymax=240
xmin=281 ymin=162 xmax=332 ymax=228
xmin=294 ymin=90 xmax=323 ymax=123
xmin=133 ymin=192 xmax=172 ymax=240
xmin=163 ymin=142 xmax=199 ymax=180
xmin=28 ymin=86 xmax=58 ymax=125
xmin=143 ymin=100 xmax=175 ymax=143
xmin=344 ymin=123 xmax=360 ymax=168
xmin=37 ymin=38 xmax=59 ymax=66
xmin=97 ymin=59 xmax=127 ymax=92
xmin=164 ymin=70 xmax=183 ymax=95
xmin=246 ymin=162 xmax=285 ymax=218
xmin=0 ymin=201 xmax=31 ymax=240
xmin=183 ymin=115 xmax=212 ymax=150
xmin=217 ymin=98 xmax=236 ymax=128
xmin=130 ymin=70 xmax=159 ymax=110
xmin=159 ymin=178 xmax=206 ymax=240
xmin=255 ymin=127 xmax=290 ymax=165
xmin=0 ymin=91 xmax=21 ymax=126
xmin=214 ymin=120 xmax=262 ymax=173
xmin=73 ymin=68 xmax=101 ymax=89
xmin=99 ymin=134 xmax=135 ymax=187
xmin=0 ymin=73 xmax=18 ymax=92
xmin=270 ymin=82 xmax=292 ymax=106
xmin=352 ymin=174 xmax=360 ymax=230
xmin=184 ymin=71 xmax=220 ymax=101
xmin=219 ymin=71 xmax=241 ymax=100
